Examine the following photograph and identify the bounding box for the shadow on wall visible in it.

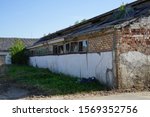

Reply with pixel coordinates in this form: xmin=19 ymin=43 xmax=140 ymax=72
xmin=106 ymin=68 xmax=115 ymax=89
xmin=94 ymin=53 xmax=114 ymax=89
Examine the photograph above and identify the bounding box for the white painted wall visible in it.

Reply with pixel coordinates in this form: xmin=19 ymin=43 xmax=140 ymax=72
xmin=29 ymin=52 xmax=113 ymax=87
xmin=0 ymin=52 xmax=11 ymax=64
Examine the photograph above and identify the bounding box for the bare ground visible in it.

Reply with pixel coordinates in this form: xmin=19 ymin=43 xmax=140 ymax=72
xmin=0 ymin=83 xmax=150 ymax=100
xmin=1 ymin=84 xmax=150 ymax=100
xmin=25 ymin=90 xmax=150 ymax=100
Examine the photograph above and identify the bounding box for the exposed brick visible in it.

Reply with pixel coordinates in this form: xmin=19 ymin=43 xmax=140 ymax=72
xmin=116 ymin=16 xmax=150 ymax=90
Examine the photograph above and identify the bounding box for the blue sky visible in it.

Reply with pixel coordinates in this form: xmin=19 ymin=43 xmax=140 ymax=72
xmin=0 ymin=0 xmax=135 ymax=38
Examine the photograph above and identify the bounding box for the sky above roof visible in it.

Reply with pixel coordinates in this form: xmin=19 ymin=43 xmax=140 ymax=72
xmin=0 ymin=0 xmax=135 ymax=38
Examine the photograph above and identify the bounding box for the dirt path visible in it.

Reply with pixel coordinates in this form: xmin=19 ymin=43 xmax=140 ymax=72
xmin=0 ymin=85 xmax=150 ymax=100
xmin=0 ymin=86 xmax=29 ymax=99
xmin=25 ymin=91 xmax=150 ymax=100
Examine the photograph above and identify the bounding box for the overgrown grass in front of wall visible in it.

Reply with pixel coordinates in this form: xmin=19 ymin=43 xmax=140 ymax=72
xmin=6 ymin=65 xmax=105 ymax=95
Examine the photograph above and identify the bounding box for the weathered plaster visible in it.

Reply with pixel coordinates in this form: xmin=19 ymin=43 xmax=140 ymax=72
xmin=120 ymin=51 xmax=150 ymax=89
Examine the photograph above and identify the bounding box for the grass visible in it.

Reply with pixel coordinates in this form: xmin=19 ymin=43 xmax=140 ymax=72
xmin=2 ymin=65 xmax=105 ymax=96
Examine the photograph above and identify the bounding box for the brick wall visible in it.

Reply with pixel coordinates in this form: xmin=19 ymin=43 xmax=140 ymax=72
xmin=88 ymin=33 xmax=113 ymax=53
xmin=116 ymin=16 xmax=150 ymax=90
xmin=119 ymin=28 xmax=150 ymax=55
xmin=67 ymin=29 xmax=114 ymax=53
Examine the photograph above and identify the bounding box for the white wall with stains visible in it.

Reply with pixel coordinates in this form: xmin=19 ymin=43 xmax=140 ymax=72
xmin=29 ymin=52 xmax=113 ymax=87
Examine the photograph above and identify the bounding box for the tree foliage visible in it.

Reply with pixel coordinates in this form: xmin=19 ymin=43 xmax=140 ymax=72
xmin=9 ymin=39 xmax=28 ymax=65
xmin=74 ymin=19 xmax=86 ymax=25
xmin=74 ymin=21 xmax=80 ymax=25
xmin=119 ymin=4 xmax=126 ymax=12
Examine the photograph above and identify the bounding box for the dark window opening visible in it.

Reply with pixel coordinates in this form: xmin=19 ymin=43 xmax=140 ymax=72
xmin=58 ymin=45 xmax=64 ymax=54
xmin=53 ymin=45 xmax=58 ymax=54
xmin=48 ymin=45 xmax=53 ymax=54
xmin=79 ymin=40 xmax=88 ymax=52
xmin=65 ymin=43 xmax=70 ymax=53
xmin=71 ymin=42 xmax=78 ymax=52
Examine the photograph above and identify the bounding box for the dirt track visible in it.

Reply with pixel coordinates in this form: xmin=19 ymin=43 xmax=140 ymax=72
xmin=0 ymin=86 xmax=28 ymax=99
xmin=26 ymin=91 xmax=150 ymax=100
xmin=0 ymin=84 xmax=150 ymax=100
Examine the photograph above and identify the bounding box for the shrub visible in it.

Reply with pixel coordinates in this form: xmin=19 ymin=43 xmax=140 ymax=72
xmin=9 ymin=39 xmax=29 ymax=65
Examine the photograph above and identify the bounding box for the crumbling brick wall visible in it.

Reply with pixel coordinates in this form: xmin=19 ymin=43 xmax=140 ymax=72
xmin=116 ymin=16 xmax=150 ymax=89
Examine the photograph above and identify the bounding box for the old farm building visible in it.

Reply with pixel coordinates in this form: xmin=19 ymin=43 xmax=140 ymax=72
xmin=28 ymin=0 xmax=150 ymax=89
xmin=0 ymin=38 xmax=36 ymax=65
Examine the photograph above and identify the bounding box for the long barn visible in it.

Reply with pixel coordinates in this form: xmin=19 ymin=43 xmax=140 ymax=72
xmin=28 ymin=0 xmax=150 ymax=89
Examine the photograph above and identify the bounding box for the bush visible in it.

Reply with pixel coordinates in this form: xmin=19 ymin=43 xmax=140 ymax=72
xmin=9 ymin=39 xmax=29 ymax=65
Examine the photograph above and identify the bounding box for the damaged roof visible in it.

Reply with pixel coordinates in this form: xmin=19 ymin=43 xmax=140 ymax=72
xmin=34 ymin=0 xmax=150 ymax=45
xmin=0 ymin=38 xmax=37 ymax=52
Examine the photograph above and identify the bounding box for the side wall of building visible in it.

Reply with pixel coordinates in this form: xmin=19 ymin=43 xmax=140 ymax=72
xmin=29 ymin=31 xmax=115 ymax=88
xmin=117 ymin=16 xmax=150 ymax=89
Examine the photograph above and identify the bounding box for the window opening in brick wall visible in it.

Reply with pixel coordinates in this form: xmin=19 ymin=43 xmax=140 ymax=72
xmin=65 ymin=43 xmax=70 ymax=53
xmin=48 ymin=45 xmax=53 ymax=54
xmin=79 ymin=40 xmax=88 ymax=52
xmin=71 ymin=42 xmax=78 ymax=52
xmin=58 ymin=45 xmax=64 ymax=54
xmin=53 ymin=45 xmax=58 ymax=54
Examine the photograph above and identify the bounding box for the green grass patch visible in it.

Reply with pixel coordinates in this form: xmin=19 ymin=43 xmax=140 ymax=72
xmin=5 ymin=65 xmax=105 ymax=95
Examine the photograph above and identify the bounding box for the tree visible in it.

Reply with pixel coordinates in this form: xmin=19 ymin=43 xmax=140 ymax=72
xmin=9 ymin=39 xmax=28 ymax=65
xmin=74 ymin=21 xmax=80 ymax=25
xmin=81 ymin=19 xmax=86 ymax=23
xmin=74 ymin=19 xmax=87 ymax=25
xmin=119 ymin=3 xmax=125 ymax=11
